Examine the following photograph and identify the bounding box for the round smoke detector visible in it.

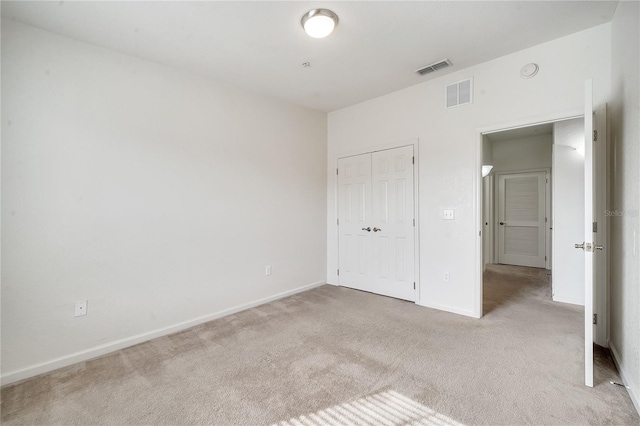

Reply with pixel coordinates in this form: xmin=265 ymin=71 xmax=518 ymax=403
xmin=520 ymin=63 xmax=539 ymax=79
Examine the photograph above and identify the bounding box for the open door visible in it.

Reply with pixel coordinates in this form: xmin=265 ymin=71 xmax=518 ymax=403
xmin=576 ymin=79 xmax=597 ymax=387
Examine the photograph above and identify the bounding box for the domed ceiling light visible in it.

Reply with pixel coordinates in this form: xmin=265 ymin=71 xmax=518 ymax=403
xmin=301 ymin=9 xmax=338 ymax=38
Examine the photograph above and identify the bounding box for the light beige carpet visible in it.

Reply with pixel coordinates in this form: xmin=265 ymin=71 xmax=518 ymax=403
xmin=2 ymin=264 xmax=638 ymax=425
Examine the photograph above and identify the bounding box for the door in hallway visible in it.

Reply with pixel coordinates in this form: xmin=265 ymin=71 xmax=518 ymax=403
xmin=337 ymin=146 xmax=415 ymax=301
xmin=497 ymin=171 xmax=547 ymax=268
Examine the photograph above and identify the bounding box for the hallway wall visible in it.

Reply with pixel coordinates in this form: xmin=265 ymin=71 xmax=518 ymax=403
xmin=609 ymin=0 xmax=640 ymax=412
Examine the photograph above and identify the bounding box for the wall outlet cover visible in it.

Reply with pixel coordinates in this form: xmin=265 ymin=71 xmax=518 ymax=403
xmin=74 ymin=300 xmax=87 ymax=317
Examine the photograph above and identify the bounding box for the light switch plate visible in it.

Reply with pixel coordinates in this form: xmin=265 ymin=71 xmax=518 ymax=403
xmin=443 ymin=209 xmax=455 ymax=220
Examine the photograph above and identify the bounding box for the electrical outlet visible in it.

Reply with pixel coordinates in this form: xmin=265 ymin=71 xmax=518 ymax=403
xmin=265 ymin=265 xmax=272 ymax=276
xmin=443 ymin=272 xmax=450 ymax=282
xmin=443 ymin=209 xmax=455 ymax=220
xmin=75 ymin=300 xmax=87 ymax=317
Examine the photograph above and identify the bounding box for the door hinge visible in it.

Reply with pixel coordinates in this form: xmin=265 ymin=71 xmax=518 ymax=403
xmin=545 ymin=217 xmax=548 ymax=223
xmin=593 ymin=130 xmax=598 ymax=142
xmin=412 ymin=156 xmax=415 ymax=164
xmin=336 ymin=168 xmax=339 ymax=175
xmin=593 ymin=313 xmax=597 ymax=325
xmin=545 ymin=256 xmax=547 ymax=261
xmin=479 ymin=231 xmax=482 ymax=237
xmin=593 ymin=222 xmax=597 ymax=233
xmin=546 ymin=178 xmax=548 ymax=183
xmin=337 ymin=269 xmax=339 ymax=276
xmin=337 ymin=218 xmax=339 ymax=225
xmin=413 ymin=218 xmax=415 ymax=227
xmin=413 ymin=282 xmax=416 ymax=289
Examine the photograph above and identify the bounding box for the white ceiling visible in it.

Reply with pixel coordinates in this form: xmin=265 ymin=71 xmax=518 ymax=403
xmin=1 ymin=1 xmax=618 ymax=112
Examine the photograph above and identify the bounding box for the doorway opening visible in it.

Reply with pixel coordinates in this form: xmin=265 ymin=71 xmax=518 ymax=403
xmin=482 ymin=119 xmax=590 ymax=315
xmin=477 ymin=84 xmax=607 ymax=389
xmin=477 ymin=107 xmax=608 ymax=390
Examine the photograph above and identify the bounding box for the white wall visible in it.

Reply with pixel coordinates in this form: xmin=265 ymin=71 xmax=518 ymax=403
xmin=491 ymin=135 xmax=552 ymax=173
xmin=482 ymin=135 xmax=493 ymax=166
xmin=1 ymin=20 xmax=327 ymax=383
xmin=327 ymin=24 xmax=611 ymax=317
xmin=609 ymin=0 xmax=640 ymax=413
xmin=481 ymin=136 xmax=493 ymax=267
xmin=552 ymin=118 xmax=585 ymax=305
xmin=482 ymin=175 xmax=493 ymax=268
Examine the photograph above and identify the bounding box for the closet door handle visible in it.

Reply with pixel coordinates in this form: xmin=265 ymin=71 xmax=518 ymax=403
xmin=373 ymin=227 xmax=382 ymax=232
xmin=362 ymin=227 xmax=371 ymax=232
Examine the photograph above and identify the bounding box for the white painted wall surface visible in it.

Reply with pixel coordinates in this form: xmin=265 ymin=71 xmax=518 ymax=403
xmin=327 ymin=24 xmax=611 ymax=317
xmin=491 ymin=135 xmax=552 ymax=173
xmin=552 ymin=119 xmax=585 ymax=305
xmin=482 ymin=135 xmax=493 ymax=166
xmin=609 ymin=0 xmax=640 ymax=413
xmin=482 ymin=136 xmax=493 ymax=267
xmin=1 ymin=20 xmax=327 ymax=383
xmin=482 ymin=175 xmax=493 ymax=268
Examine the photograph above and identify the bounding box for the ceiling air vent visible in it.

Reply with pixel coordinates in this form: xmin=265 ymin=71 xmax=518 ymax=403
xmin=445 ymin=78 xmax=473 ymax=108
xmin=415 ymin=59 xmax=452 ymax=76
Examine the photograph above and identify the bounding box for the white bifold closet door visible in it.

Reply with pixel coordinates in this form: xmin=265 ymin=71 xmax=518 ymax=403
xmin=338 ymin=145 xmax=415 ymax=301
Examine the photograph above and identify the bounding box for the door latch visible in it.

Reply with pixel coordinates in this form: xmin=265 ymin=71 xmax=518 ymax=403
xmin=575 ymin=242 xmax=594 ymax=252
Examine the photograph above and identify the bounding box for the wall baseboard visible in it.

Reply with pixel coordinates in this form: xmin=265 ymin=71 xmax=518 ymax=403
xmin=552 ymin=294 xmax=584 ymax=306
xmin=417 ymin=300 xmax=477 ymax=318
xmin=1 ymin=280 xmax=326 ymax=387
xmin=610 ymin=341 xmax=640 ymax=415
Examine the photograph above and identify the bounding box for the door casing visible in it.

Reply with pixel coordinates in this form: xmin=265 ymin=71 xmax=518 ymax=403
xmin=476 ymin=101 xmax=607 ymax=388
xmin=476 ymin=107 xmax=585 ymax=319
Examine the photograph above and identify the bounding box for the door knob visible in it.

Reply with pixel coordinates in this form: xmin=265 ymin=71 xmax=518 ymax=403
xmin=362 ymin=227 xmax=371 ymax=232
xmin=576 ymin=242 xmax=595 ymax=252
xmin=373 ymin=227 xmax=382 ymax=232
xmin=595 ymin=245 xmax=604 ymax=250
xmin=499 ymin=222 xmax=506 ymax=225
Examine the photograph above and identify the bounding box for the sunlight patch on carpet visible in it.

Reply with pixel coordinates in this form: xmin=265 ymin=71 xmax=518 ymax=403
xmin=274 ymin=390 xmax=464 ymax=426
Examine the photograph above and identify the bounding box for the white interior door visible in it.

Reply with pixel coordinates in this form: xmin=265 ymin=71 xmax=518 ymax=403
xmin=337 ymin=153 xmax=373 ymax=292
xmin=371 ymin=146 xmax=415 ymax=301
xmin=337 ymin=146 xmax=415 ymax=302
xmin=578 ymin=80 xmax=595 ymax=387
xmin=593 ymin=104 xmax=608 ymax=348
xmin=551 ymin=118 xmax=586 ymax=306
xmin=497 ymin=172 xmax=546 ymax=268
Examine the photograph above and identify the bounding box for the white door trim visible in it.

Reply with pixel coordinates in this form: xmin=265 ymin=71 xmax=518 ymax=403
xmin=334 ymin=139 xmax=420 ymax=304
xmin=475 ymin=108 xmax=583 ymax=318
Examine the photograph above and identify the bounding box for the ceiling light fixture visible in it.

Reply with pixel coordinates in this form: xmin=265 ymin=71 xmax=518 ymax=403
xmin=301 ymin=9 xmax=338 ymax=38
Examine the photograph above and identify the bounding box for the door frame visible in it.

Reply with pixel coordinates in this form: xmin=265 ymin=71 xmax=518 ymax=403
xmin=493 ymin=168 xmax=551 ymax=269
xmin=475 ymin=107 xmax=584 ymax=319
xmin=476 ymin=106 xmax=608 ymax=337
xmin=333 ymin=138 xmax=421 ymax=303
